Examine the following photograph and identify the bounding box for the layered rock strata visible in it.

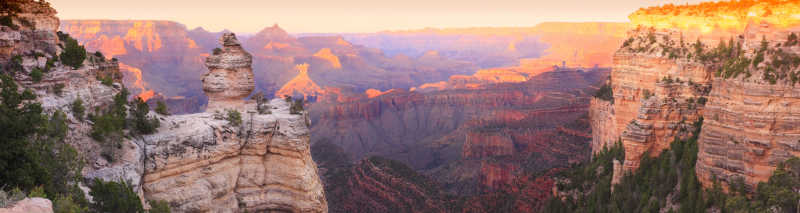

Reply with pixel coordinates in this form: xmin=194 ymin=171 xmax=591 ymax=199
xmin=589 ymin=97 xmax=617 ymax=155
xmin=592 ymin=0 xmax=800 ymax=190
xmin=141 ymin=99 xmax=327 ymax=213
xmin=202 ymin=32 xmax=254 ymax=111
xmin=697 ymin=73 xmax=800 ymax=189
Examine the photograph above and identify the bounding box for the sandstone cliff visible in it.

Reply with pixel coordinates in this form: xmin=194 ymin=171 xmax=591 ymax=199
xmin=141 ymin=99 xmax=327 ymax=213
xmin=591 ymin=0 xmax=800 ymax=190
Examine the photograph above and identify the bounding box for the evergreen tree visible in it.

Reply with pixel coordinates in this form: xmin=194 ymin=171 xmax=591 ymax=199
xmin=88 ymin=179 xmax=143 ymax=213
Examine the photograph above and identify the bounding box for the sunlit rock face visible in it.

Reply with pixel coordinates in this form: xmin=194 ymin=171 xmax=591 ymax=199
xmin=202 ymin=33 xmax=255 ymax=111
xmin=275 ymin=63 xmax=324 ymax=100
xmin=591 ymin=0 xmax=800 ymax=190
xmin=59 ymin=20 xmax=217 ymax=109
xmin=611 ymin=37 xmax=711 ymax=171
xmin=629 ymin=0 xmax=800 ymax=34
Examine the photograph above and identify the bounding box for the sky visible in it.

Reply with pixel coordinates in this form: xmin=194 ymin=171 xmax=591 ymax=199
xmin=48 ymin=0 xmax=708 ymax=33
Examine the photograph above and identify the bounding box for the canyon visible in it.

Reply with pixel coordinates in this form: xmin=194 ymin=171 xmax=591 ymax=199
xmin=56 ymin=16 xmax=631 ymax=212
xmin=310 ymin=66 xmax=608 ymax=212
xmin=11 ymin=0 xmax=799 ymax=212
xmin=589 ymin=0 xmax=800 ymax=191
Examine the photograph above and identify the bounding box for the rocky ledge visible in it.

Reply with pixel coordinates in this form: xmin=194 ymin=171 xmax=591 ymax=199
xmin=141 ymin=99 xmax=327 ymax=213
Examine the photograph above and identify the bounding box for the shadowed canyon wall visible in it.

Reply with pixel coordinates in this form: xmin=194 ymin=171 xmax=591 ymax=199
xmin=310 ymin=67 xmax=609 ymax=212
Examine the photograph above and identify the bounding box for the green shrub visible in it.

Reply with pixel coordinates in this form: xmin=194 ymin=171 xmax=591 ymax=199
xmin=90 ymin=88 xmax=128 ymax=142
xmin=0 ymin=16 xmax=19 ymax=30
xmin=53 ymin=195 xmax=88 ymax=213
xmin=93 ymin=51 xmax=105 ymax=61
xmin=212 ymin=48 xmax=222 ymax=55
xmin=786 ymin=33 xmax=797 ymax=46
xmin=0 ymin=75 xmax=48 ymax=191
xmin=148 ymin=200 xmax=172 ymax=213
xmin=5 ymin=55 xmax=24 ymax=74
xmin=99 ymin=75 xmax=113 ymax=86
xmin=0 ymin=74 xmax=87 ymax=210
xmin=130 ymin=97 xmax=159 ymax=134
xmin=28 ymin=186 xmax=46 ymax=198
xmin=594 ymin=83 xmax=613 ymax=102
xmin=71 ymin=98 xmax=85 ymax=121
xmin=226 ymin=109 xmax=242 ymax=126
xmin=44 ymin=58 xmax=55 ymax=72
xmin=155 ymin=100 xmax=169 ymax=115
xmin=31 ymin=67 xmax=43 ymax=82
xmin=88 ymin=179 xmax=143 ymax=213
xmin=696 ymin=97 xmax=707 ymax=106
xmin=642 ymin=89 xmax=652 ymax=99
xmin=58 ymin=32 xmax=86 ymax=69
xmin=53 ymin=83 xmax=65 ymax=95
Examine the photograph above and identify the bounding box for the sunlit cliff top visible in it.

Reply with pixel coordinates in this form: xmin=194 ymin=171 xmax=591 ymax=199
xmin=630 ymin=0 xmax=800 ymax=33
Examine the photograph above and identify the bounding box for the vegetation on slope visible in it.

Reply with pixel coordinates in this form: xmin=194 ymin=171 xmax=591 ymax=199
xmin=545 ymin=118 xmax=800 ymax=213
xmin=57 ymin=32 xmax=87 ymax=69
xmin=622 ymin=28 xmax=800 ymax=85
xmin=594 ymin=82 xmax=613 ymax=102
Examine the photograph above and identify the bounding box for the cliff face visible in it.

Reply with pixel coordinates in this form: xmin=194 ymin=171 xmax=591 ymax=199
xmin=612 ymin=46 xmax=711 ymax=170
xmin=697 ymin=68 xmax=800 ymax=189
xmin=592 ymin=0 xmax=800 ymax=190
xmin=589 ymin=98 xmax=617 ymax=154
xmin=141 ymin=99 xmax=327 ymax=213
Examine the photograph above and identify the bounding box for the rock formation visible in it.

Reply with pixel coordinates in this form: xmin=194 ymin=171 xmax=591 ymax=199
xmin=275 ymin=63 xmax=324 ymax=100
xmin=589 ymin=97 xmax=617 ymax=155
xmin=696 ymin=67 xmax=800 ymax=189
xmin=590 ymin=0 xmax=800 ymax=190
xmin=139 ymin=33 xmax=327 ymax=212
xmin=141 ymin=99 xmax=327 ymax=213
xmin=203 ymin=32 xmax=254 ymax=111
xmin=0 ymin=198 xmax=53 ymax=213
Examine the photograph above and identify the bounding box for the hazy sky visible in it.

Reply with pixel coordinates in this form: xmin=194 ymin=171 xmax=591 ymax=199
xmin=48 ymin=0 xmax=708 ymax=33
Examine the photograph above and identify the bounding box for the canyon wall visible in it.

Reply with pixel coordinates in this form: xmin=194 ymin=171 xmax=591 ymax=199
xmin=589 ymin=98 xmax=617 ymax=155
xmin=612 ymin=47 xmax=710 ymax=170
xmin=592 ymin=0 xmax=800 ymax=190
xmin=311 ymin=67 xmax=607 ymax=202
